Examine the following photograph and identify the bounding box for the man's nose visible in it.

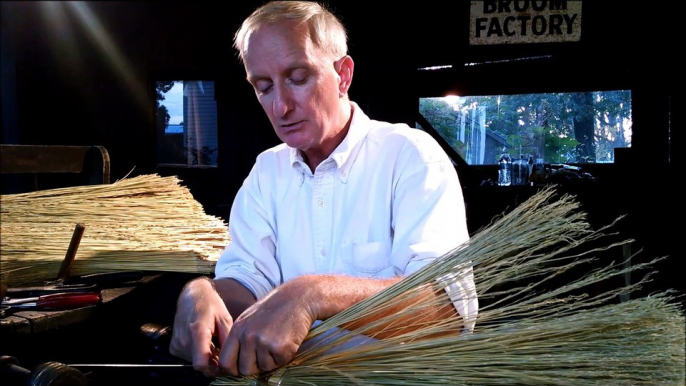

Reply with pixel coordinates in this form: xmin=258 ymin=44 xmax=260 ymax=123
xmin=272 ymin=85 xmax=293 ymax=118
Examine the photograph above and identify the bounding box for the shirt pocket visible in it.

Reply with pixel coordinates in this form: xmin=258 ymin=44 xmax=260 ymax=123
xmin=342 ymin=239 xmax=392 ymax=274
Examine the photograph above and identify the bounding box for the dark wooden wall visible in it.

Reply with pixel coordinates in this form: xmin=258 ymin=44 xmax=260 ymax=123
xmin=1 ymin=2 xmax=681 ymax=299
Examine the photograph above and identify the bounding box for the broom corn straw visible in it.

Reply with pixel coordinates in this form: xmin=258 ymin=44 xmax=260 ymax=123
xmin=1 ymin=174 xmax=230 ymax=286
xmin=211 ymin=185 xmax=684 ymax=386
xmin=2 ymin=176 xmax=682 ymax=385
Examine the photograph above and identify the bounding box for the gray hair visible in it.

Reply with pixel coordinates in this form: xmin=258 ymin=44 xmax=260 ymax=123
xmin=233 ymin=1 xmax=348 ymax=64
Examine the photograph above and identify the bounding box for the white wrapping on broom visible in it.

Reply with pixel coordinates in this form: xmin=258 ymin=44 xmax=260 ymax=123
xmin=441 ymin=264 xmax=479 ymax=334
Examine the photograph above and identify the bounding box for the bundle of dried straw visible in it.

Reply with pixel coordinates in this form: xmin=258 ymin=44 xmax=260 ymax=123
xmin=1 ymin=174 xmax=230 ymax=287
xmin=213 ymin=186 xmax=685 ymax=386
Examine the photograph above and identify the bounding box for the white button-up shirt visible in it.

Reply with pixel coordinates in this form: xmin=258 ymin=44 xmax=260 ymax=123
xmin=215 ymin=102 xmax=478 ymax=331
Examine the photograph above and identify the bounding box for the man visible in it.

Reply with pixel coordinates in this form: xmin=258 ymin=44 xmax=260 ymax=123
xmin=170 ymin=0 xmax=478 ymax=378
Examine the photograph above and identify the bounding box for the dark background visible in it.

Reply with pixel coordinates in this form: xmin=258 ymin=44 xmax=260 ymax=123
xmin=0 ymin=1 xmax=681 ymax=381
xmin=1 ymin=0 xmax=680 ymax=309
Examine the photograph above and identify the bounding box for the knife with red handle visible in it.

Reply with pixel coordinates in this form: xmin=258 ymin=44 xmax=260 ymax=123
xmin=1 ymin=292 xmax=101 ymax=309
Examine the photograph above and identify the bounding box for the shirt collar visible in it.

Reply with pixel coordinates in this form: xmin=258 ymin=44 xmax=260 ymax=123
xmin=290 ymin=101 xmax=370 ymax=183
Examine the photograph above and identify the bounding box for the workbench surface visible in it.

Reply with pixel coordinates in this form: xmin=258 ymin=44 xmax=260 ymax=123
xmin=1 ymin=272 xmax=207 ymax=385
xmin=0 ymin=274 xmax=162 ymax=335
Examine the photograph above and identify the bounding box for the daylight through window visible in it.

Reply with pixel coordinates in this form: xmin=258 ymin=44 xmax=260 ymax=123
xmin=155 ymin=80 xmax=218 ymax=167
xmin=419 ymin=90 xmax=632 ymax=165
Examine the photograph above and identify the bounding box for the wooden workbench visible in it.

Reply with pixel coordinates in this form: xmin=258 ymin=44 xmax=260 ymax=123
xmin=0 ymin=272 xmax=209 ymax=386
xmin=0 ymin=274 xmax=162 ymax=335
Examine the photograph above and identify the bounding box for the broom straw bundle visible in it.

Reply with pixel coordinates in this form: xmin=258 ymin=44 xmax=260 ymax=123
xmin=213 ymin=186 xmax=685 ymax=386
xmin=1 ymin=174 xmax=229 ymax=287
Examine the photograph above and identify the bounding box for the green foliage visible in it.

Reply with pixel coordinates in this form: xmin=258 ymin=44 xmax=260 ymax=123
xmin=419 ymin=98 xmax=460 ymax=150
xmin=544 ymin=134 xmax=581 ymax=163
xmin=155 ymin=81 xmax=175 ymax=108
xmin=155 ymin=81 xmax=176 ymax=139
xmin=419 ymin=90 xmax=631 ymax=165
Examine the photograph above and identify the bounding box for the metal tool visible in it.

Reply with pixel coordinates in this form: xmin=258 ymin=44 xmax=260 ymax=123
xmin=2 ymin=292 xmax=101 ymax=307
xmin=1 ymin=223 xmax=91 ymax=302
xmin=5 ymin=271 xmax=145 ymax=299
xmin=61 ymin=271 xmax=145 ymax=287
xmin=4 ymin=223 xmax=145 ymax=301
xmin=3 ymin=283 xmax=99 ymax=298
xmin=1 ymin=292 xmax=101 ymax=317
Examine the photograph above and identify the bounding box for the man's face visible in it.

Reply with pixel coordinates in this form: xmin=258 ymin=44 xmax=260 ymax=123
xmin=243 ymin=20 xmax=344 ymax=156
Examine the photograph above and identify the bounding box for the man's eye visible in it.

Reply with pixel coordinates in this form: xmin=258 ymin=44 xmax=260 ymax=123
xmin=290 ymin=77 xmax=307 ymax=85
xmin=257 ymin=84 xmax=272 ymax=94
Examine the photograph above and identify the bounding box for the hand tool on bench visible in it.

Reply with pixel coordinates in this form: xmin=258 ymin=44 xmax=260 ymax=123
xmin=0 ymin=292 xmax=101 ymax=317
xmin=56 ymin=223 xmax=86 ymax=282
xmin=2 ymin=223 xmax=91 ymax=299
xmin=48 ymin=223 xmax=140 ymax=289
xmin=4 ymin=221 xmax=144 ymax=299
xmin=5 ymin=271 xmax=146 ymax=298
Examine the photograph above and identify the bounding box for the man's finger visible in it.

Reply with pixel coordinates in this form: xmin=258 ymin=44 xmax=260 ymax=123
xmin=237 ymin=338 xmax=259 ymax=376
xmin=271 ymin=342 xmax=298 ymax=368
xmin=256 ymin=346 xmax=279 ymax=373
xmin=218 ymin=334 xmax=241 ymax=376
xmin=168 ymin=330 xmax=191 ymax=362
xmin=191 ymin=329 xmax=215 ymax=376
xmin=216 ymin=315 xmax=233 ymax=348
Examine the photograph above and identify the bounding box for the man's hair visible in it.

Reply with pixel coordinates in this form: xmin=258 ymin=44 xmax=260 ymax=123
xmin=233 ymin=1 xmax=348 ymax=64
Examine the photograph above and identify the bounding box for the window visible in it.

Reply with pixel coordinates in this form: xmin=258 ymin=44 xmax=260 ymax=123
xmin=419 ymin=90 xmax=632 ymax=165
xmin=155 ymin=80 xmax=218 ymax=167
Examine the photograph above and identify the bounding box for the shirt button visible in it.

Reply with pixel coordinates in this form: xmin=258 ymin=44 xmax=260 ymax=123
xmin=321 ymin=249 xmax=326 ymax=256
xmin=318 ymin=199 xmax=324 ymax=206
xmin=340 ymin=171 xmax=346 ymax=178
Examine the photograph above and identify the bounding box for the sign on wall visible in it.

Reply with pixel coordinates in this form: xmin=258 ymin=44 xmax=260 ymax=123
xmin=470 ymin=1 xmax=582 ymax=45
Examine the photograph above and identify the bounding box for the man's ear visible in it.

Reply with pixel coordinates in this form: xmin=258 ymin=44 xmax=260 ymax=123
xmin=335 ymin=55 xmax=354 ymax=97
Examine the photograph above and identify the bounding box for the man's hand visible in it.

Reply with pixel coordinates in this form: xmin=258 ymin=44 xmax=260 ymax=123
xmin=218 ymin=277 xmax=318 ymax=376
xmin=211 ymin=273 xmax=450 ymax=377
xmin=169 ymin=277 xmax=234 ymax=377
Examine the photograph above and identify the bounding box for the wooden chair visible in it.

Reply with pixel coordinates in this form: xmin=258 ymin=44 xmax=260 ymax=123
xmin=0 ymin=144 xmax=110 ymax=193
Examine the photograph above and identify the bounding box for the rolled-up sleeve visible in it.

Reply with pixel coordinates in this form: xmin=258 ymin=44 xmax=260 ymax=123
xmin=214 ymin=164 xmax=281 ymax=300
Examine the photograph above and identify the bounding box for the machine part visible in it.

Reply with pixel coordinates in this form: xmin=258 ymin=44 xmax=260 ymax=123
xmin=64 ymin=324 xmax=217 ymax=385
xmin=140 ymin=323 xmax=172 ymax=351
xmin=31 ymin=362 xmax=88 ymax=386
xmin=0 ymin=356 xmax=88 ymax=386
